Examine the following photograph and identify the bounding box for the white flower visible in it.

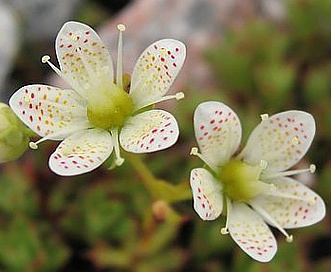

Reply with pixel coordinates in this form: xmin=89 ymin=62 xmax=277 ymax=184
xmin=9 ymin=22 xmax=186 ymax=176
xmin=190 ymin=101 xmax=326 ymax=262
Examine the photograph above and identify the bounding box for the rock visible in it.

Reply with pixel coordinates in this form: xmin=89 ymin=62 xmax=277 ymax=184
xmin=8 ymin=0 xmax=82 ymax=41
xmin=98 ymin=0 xmax=286 ymax=92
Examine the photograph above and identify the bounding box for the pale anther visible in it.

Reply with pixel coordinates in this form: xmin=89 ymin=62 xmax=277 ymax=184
xmin=29 ymin=142 xmax=38 ymax=150
xmin=41 ymin=55 xmax=62 ymax=77
xmin=220 ymin=227 xmax=228 ymax=235
xmin=175 ymin=92 xmax=185 ymax=100
xmin=260 ymin=113 xmax=269 ymax=121
xmin=190 ymin=147 xmax=199 ymax=156
xmin=41 ymin=55 xmax=51 ymax=63
xmin=117 ymin=24 xmax=126 ymax=32
xmin=309 ymin=164 xmax=316 ymax=173
xmin=115 ymin=157 xmax=124 ymax=166
xmin=286 ymin=235 xmax=293 ymax=243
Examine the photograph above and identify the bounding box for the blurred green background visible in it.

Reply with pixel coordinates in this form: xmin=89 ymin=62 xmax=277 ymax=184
xmin=0 ymin=0 xmax=331 ymax=271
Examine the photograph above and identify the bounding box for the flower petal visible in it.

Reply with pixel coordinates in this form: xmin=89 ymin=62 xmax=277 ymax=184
xmin=120 ymin=110 xmax=179 ymax=153
xmin=9 ymin=84 xmax=89 ymax=139
xmin=129 ymin=39 xmax=186 ymax=110
xmin=56 ymin=21 xmax=114 ymax=98
xmin=240 ymin=111 xmax=315 ymax=172
xmin=228 ymin=203 xmax=277 ymax=262
xmin=190 ymin=168 xmax=223 ymax=221
xmin=251 ymin=177 xmax=326 ymax=229
xmin=194 ymin=101 xmax=241 ymax=168
xmin=49 ymin=129 xmax=113 ymax=176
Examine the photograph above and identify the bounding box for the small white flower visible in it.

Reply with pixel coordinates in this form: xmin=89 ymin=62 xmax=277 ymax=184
xmin=9 ymin=22 xmax=186 ymax=176
xmin=190 ymin=101 xmax=326 ymax=262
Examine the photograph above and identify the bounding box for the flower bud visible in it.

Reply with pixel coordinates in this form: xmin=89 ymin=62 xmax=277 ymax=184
xmin=0 ymin=103 xmax=30 ymax=162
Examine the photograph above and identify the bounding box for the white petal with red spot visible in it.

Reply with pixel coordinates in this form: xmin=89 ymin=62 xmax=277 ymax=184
xmin=129 ymin=39 xmax=186 ymax=110
xmin=49 ymin=129 xmax=113 ymax=176
xmin=240 ymin=111 xmax=315 ymax=172
xmin=190 ymin=168 xmax=223 ymax=221
xmin=120 ymin=110 xmax=179 ymax=153
xmin=9 ymin=84 xmax=89 ymax=139
xmin=56 ymin=21 xmax=114 ymax=98
xmin=228 ymin=203 xmax=277 ymax=262
xmin=251 ymin=177 xmax=325 ymax=229
xmin=194 ymin=101 xmax=242 ymax=168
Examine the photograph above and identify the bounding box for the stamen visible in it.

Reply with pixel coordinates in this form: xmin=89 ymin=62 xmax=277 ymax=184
xmin=116 ymin=24 xmax=126 ymax=90
xmin=146 ymin=92 xmax=185 ymax=107
xmin=250 ymin=202 xmax=293 ymax=242
xmin=260 ymin=113 xmax=269 ymax=121
xmin=41 ymin=55 xmax=62 ymax=77
xmin=262 ymin=164 xmax=316 ymax=180
xmin=29 ymin=142 xmax=38 ymax=150
xmin=263 ymin=189 xmax=316 ymax=205
xmin=221 ymin=197 xmax=231 ymax=235
xmin=111 ymin=128 xmax=124 ymax=166
xmin=28 ymin=123 xmax=90 ymax=150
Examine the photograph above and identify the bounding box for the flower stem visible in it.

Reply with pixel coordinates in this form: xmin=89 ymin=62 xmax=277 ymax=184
xmin=124 ymin=152 xmax=192 ymax=203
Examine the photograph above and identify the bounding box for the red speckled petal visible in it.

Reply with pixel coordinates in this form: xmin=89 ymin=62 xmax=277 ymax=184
xmin=130 ymin=39 xmax=186 ymax=110
xmin=120 ymin=110 xmax=179 ymax=153
xmin=228 ymin=203 xmax=277 ymax=262
xmin=251 ymin=177 xmax=325 ymax=229
xmin=190 ymin=168 xmax=223 ymax=221
xmin=56 ymin=21 xmax=114 ymax=98
xmin=194 ymin=101 xmax=241 ymax=168
xmin=9 ymin=84 xmax=89 ymax=139
xmin=240 ymin=111 xmax=315 ymax=172
xmin=49 ymin=129 xmax=113 ymax=176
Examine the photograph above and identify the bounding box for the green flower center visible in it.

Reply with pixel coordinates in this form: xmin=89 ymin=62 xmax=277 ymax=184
xmin=87 ymin=81 xmax=133 ymax=130
xmin=219 ymin=160 xmax=270 ymax=202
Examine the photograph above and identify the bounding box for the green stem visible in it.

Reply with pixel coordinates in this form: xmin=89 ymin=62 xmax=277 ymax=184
xmin=124 ymin=152 xmax=192 ymax=203
xmin=124 ymin=152 xmax=159 ymax=198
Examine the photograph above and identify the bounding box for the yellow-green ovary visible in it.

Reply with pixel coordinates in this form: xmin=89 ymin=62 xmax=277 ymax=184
xmin=87 ymin=82 xmax=133 ymax=129
xmin=219 ymin=160 xmax=267 ymax=202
